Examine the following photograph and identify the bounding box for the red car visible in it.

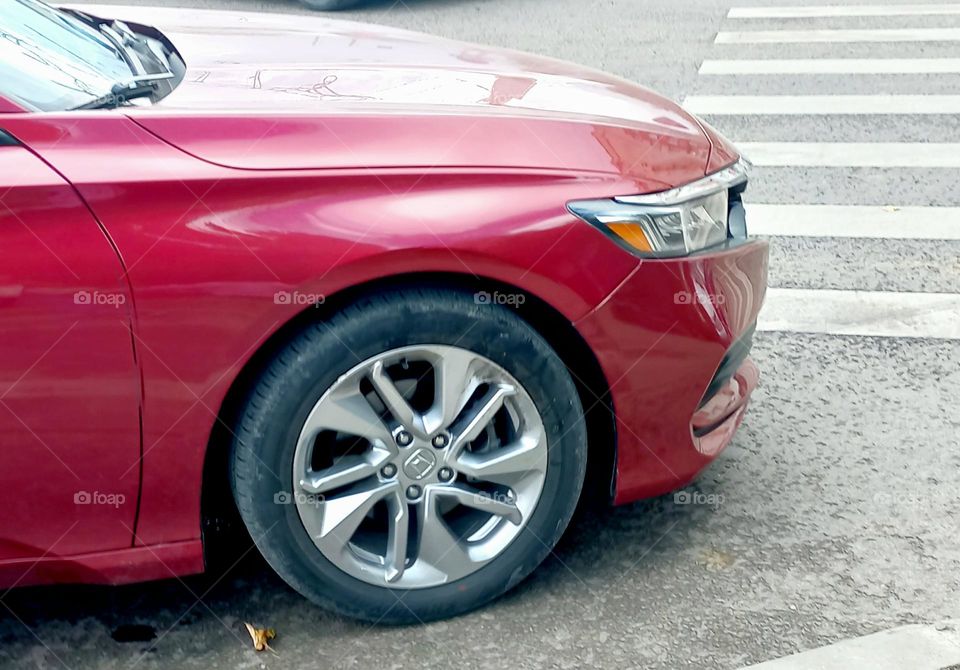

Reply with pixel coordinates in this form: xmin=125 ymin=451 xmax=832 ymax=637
xmin=0 ymin=1 xmax=767 ymax=623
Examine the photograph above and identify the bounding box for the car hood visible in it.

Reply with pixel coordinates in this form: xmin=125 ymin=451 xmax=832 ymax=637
xmin=64 ymin=4 xmax=717 ymax=184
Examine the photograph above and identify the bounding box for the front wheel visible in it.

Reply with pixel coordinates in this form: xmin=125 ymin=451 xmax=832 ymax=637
xmin=230 ymin=287 xmax=587 ymax=623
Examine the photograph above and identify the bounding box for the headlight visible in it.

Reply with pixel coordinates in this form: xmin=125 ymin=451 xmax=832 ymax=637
xmin=568 ymin=159 xmax=749 ymax=258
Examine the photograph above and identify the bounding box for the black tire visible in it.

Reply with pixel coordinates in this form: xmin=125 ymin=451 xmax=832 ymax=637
xmin=230 ymin=287 xmax=587 ymax=623
xmin=300 ymin=0 xmax=365 ymax=10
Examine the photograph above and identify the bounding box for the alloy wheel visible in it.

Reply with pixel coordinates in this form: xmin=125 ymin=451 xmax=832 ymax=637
xmin=291 ymin=344 xmax=548 ymax=589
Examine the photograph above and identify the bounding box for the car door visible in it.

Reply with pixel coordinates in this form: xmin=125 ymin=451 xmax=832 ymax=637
xmin=0 ymin=130 xmax=141 ymax=563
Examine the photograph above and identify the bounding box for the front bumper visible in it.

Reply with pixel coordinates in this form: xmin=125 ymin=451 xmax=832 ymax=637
xmin=574 ymin=239 xmax=769 ymax=505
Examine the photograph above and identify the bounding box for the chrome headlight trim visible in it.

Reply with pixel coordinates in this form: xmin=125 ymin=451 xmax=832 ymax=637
xmin=615 ymin=159 xmax=750 ymax=207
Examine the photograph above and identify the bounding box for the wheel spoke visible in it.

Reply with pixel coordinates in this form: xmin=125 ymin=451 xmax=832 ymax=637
xmin=456 ymin=432 xmax=545 ymax=487
xmin=316 ymin=481 xmax=396 ymax=545
xmin=299 ymin=451 xmax=388 ymax=495
xmin=447 ymin=384 xmax=516 ymax=460
xmin=414 ymin=490 xmax=472 ymax=577
xmin=427 ymin=348 xmax=478 ymax=432
xmin=369 ymin=360 xmax=423 ymax=435
xmin=384 ymin=492 xmax=409 ymax=583
xmin=434 ymin=483 xmax=522 ymax=525
xmin=301 ymin=381 xmax=394 ymax=446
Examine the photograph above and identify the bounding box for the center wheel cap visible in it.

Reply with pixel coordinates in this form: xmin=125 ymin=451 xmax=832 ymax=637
xmin=402 ymin=448 xmax=437 ymax=480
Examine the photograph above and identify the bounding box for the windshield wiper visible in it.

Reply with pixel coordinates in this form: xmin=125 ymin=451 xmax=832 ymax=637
xmin=99 ymin=22 xmax=145 ymax=75
xmin=71 ymin=72 xmax=174 ymax=110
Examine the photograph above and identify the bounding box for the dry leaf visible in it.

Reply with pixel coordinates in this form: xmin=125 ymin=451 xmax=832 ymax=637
xmin=698 ymin=548 xmax=735 ymax=571
xmin=244 ymin=622 xmax=276 ymax=652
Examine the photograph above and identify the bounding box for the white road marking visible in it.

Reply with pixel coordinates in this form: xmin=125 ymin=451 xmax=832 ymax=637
xmin=684 ymin=94 xmax=960 ymax=115
xmin=759 ymin=288 xmax=960 ymax=339
xmin=738 ymin=622 xmax=960 ymax=669
xmin=716 ymin=28 xmax=960 ymax=43
xmin=729 ymin=4 xmax=960 ymax=19
xmin=694 ymin=9 xmax=960 ymax=345
xmin=736 ymin=142 xmax=960 ymax=167
xmin=746 ymin=204 xmax=960 ymax=240
xmin=699 ymin=58 xmax=960 ymax=74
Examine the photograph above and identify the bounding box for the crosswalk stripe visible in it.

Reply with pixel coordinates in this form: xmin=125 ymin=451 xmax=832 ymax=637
xmin=736 ymin=142 xmax=960 ymax=167
xmin=729 ymin=4 xmax=960 ymax=19
xmin=759 ymin=288 xmax=960 ymax=340
xmin=716 ymin=28 xmax=960 ymax=43
xmin=684 ymin=94 xmax=960 ymax=115
xmin=746 ymin=204 xmax=960 ymax=240
xmin=699 ymin=58 xmax=960 ymax=74
xmin=737 ymin=622 xmax=960 ymax=669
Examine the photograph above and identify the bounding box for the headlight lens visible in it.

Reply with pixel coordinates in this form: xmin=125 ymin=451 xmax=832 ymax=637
xmin=568 ymin=159 xmax=749 ymax=258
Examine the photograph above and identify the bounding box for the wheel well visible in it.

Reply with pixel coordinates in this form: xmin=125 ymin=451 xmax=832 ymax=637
xmin=199 ymin=273 xmax=617 ymax=567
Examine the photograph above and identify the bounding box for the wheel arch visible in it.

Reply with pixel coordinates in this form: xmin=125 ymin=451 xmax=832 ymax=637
xmin=199 ymin=272 xmax=616 ymax=566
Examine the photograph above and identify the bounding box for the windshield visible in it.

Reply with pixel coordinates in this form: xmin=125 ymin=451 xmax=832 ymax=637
xmin=0 ymin=0 xmax=133 ymax=111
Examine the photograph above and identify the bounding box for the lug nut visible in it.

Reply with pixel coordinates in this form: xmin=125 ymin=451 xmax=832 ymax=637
xmin=395 ymin=430 xmax=413 ymax=447
xmin=431 ymin=433 xmax=449 ymax=449
xmin=380 ymin=463 xmax=397 ymax=478
xmin=406 ymin=485 xmax=422 ymax=500
xmin=437 ymin=467 xmax=454 ymax=482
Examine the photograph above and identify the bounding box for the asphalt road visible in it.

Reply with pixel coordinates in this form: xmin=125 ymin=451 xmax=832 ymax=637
xmin=4 ymin=0 xmax=960 ymax=668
